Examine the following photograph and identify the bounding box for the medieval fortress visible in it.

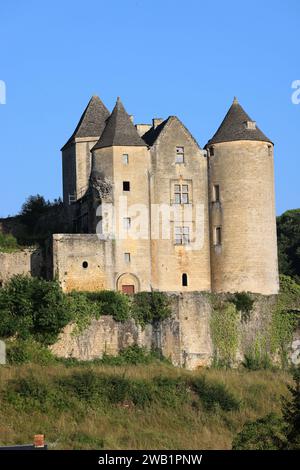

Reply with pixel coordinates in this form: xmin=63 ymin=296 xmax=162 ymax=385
xmin=0 ymin=95 xmax=282 ymax=367
xmin=56 ymin=95 xmax=279 ymax=295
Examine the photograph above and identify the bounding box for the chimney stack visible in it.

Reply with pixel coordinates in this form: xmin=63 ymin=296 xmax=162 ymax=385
xmin=152 ymin=118 xmax=164 ymax=129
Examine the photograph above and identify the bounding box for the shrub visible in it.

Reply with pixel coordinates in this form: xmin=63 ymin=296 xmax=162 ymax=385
xmin=243 ymin=352 xmax=273 ymax=371
xmin=6 ymin=339 xmax=57 ymax=365
xmin=230 ymin=292 xmax=254 ymax=322
xmin=3 ymin=376 xmax=69 ymax=412
xmin=132 ymin=291 xmax=171 ymax=327
xmin=66 ymin=291 xmax=101 ymax=334
xmin=232 ymin=413 xmax=286 ymax=450
xmin=85 ymin=290 xmax=130 ymax=322
xmin=190 ymin=376 xmax=240 ymax=411
xmin=0 ymin=233 xmax=20 ymax=252
xmin=282 ymin=367 xmax=300 ymax=449
xmin=0 ymin=275 xmax=71 ymax=344
xmin=243 ymin=336 xmax=273 ymax=371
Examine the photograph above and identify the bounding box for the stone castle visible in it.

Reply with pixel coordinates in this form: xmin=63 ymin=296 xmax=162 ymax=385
xmin=54 ymin=95 xmax=279 ymax=295
xmin=0 ymin=95 xmax=287 ymax=367
xmin=0 ymin=95 xmax=279 ymax=297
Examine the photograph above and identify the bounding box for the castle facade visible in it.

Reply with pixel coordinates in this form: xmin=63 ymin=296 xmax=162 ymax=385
xmin=54 ymin=95 xmax=279 ymax=295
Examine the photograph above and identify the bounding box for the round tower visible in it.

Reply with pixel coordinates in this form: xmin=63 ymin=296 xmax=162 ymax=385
xmin=206 ymin=97 xmax=279 ymax=295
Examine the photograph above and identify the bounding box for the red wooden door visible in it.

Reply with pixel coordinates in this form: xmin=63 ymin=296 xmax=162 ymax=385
xmin=122 ymin=285 xmax=135 ymax=295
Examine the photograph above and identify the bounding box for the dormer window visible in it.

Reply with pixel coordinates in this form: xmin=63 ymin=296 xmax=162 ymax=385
xmin=245 ymin=121 xmax=256 ymax=130
xmin=175 ymin=147 xmax=184 ymax=164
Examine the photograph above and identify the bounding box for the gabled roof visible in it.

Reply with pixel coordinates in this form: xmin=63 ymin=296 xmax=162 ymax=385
xmin=93 ymin=97 xmax=147 ymax=150
xmin=206 ymin=97 xmax=272 ymax=147
xmin=61 ymin=96 xmax=110 ymax=150
xmin=142 ymin=118 xmax=170 ymax=146
xmin=142 ymin=116 xmax=201 ymax=150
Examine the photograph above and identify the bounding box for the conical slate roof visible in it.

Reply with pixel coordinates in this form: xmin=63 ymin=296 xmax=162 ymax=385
xmin=206 ymin=97 xmax=272 ymax=147
xmin=62 ymin=96 xmax=110 ymax=149
xmin=93 ymin=97 xmax=147 ymax=150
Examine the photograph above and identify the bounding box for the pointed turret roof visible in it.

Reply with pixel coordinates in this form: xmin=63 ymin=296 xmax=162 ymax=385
xmin=206 ymin=97 xmax=272 ymax=147
xmin=62 ymin=95 xmax=110 ymax=150
xmin=93 ymin=97 xmax=147 ymax=150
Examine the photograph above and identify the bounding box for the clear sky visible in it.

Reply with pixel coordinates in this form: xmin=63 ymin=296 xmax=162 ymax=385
xmin=0 ymin=0 xmax=299 ymax=217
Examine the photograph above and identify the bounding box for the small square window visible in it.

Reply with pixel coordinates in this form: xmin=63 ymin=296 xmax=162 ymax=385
xmin=209 ymin=147 xmax=214 ymax=156
xmin=123 ymin=181 xmax=130 ymax=191
xmin=123 ymin=217 xmax=131 ymax=229
xmin=122 ymin=154 xmax=129 ymax=164
xmin=124 ymin=253 xmax=131 ymax=263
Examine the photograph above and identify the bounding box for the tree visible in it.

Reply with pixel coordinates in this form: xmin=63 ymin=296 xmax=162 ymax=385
xmin=232 ymin=413 xmax=286 ymax=450
xmin=282 ymin=367 xmax=300 ymax=449
xmin=277 ymin=209 xmax=300 ymax=283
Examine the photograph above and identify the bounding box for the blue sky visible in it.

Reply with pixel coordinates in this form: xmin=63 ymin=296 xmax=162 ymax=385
xmin=0 ymin=0 xmax=299 ymax=217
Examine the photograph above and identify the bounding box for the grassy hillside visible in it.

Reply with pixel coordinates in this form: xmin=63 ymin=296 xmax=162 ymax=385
xmin=0 ymin=363 xmax=292 ymax=450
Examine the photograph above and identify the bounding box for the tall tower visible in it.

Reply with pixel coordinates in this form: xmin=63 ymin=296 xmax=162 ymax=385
xmin=61 ymin=96 xmax=109 ymax=228
xmin=91 ymin=97 xmax=152 ymax=293
xmin=206 ymin=98 xmax=279 ymax=295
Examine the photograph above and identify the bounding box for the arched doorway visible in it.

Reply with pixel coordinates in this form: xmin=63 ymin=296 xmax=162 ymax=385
xmin=116 ymin=273 xmax=140 ymax=294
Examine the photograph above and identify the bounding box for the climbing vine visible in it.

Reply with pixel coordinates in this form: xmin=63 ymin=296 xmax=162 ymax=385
xmin=210 ymin=302 xmax=239 ymax=368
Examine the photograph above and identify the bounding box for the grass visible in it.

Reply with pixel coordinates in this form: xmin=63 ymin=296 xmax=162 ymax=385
xmin=0 ymin=363 xmax=292 ymax=450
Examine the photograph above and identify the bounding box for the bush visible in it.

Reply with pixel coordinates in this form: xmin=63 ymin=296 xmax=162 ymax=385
xmin=232 ymin=413 xmax=286 ymax=450
xmin=243 ymin=352 xmax=273 ymax=371
xmin=59 ymin=371 xmax=152 ymax=407
xmin=59 ymin=371 xmax=187 ymax=409
xmin=0 ymin=233 xmax=20 ymax=252
xmin=190 ymin=376 xmax=240 ymax=411
xmin=282 ymin=367 xmax=300 ymax=449
xmin=6 ymin=339 xmax=56 ymax=365
xmin=230 ymin=292 xmax=254 ymax=322
xmin=0 ymin=275 xmax=71 ymax=344
xmin=132 ymin=291 xmax=171 ymax=327
xmin=85 ymin=290 xmax=130 ymax=322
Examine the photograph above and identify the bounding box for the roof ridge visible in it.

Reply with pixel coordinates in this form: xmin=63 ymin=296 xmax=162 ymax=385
xmin=92 ymin=97 xmax=147 ymax=150
xmin=61 ymin=96 xmax=110 ymax=150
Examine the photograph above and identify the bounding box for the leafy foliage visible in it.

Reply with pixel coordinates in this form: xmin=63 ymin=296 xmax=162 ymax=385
xmin=17 ymin=194 xmax=65 ymax=246
xmin=6 ymin=339 xmax=57 ymax=365
xmin=232 ymin=413 xmax=286 ymax=450
xmin=282 ymin=367 xmax=300 ymax=449
xmin=0 ymin=233 xmax=21 ymax=253
xmin=230 ymin=292 xmax=254 ymax=322
xmin=0 ymin=275 xmax=71 ymax=344
xmin=190 ymin=376 xmax=240 ymax=411
xmin=277 ymin=209 xmax=300 ymax=284
xmin=210 ymin=303 xmax=239 ymax=368
xmin=131 ymin=291 xmax=172 ymax=327
xmin=270 ymin=275 xmax=300 ymax=368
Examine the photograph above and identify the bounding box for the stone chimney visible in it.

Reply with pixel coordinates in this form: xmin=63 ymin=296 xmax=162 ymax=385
xmin=135 ymin=124 xmax=152 ymax=136
xmin=152 ymin=118 xmax=164 ymax=129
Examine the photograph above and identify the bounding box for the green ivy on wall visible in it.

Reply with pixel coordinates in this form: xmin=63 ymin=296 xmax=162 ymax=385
xmin=210 ymin=302 xmax=239 ymax=368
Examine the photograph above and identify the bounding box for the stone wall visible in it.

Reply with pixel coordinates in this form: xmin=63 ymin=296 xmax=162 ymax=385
xmin=51 ymin=234 xmax=115 ymax=292
xmin=0 ymin=248 xmax=44 ymax=286
xmin=51 ymin=291 xmax=300 ymax=369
